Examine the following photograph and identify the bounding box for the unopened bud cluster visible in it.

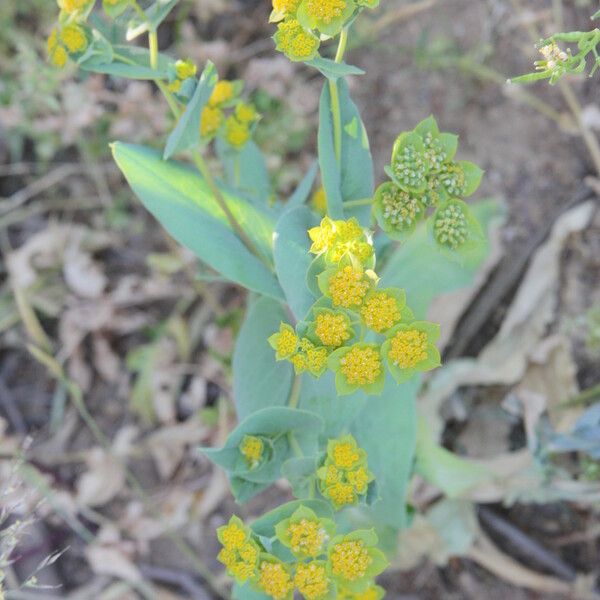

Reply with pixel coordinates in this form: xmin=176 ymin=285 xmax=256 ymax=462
xmin=373 ymin=116 xmax=483 ymax=254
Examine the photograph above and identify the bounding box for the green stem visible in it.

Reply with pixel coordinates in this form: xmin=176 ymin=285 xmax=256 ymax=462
xmin=191 ymin=150 xmax=272 ymax=268
xmin=329 ymin=27 xmax=349 ymax=167
xmin=129 ymin=0 xmax=149 ymax=24
xmin=288 ymin=374 xmax=302 ymax=409
xmin=344 ymin=197 xmax=372 ymax=208
xmin=148 ymin=28 xmax=158 ymax=70
xmin=560 ymin=382 xmax=600 ymax=408
xmin=146 ymin=30 xmax=272 ymax=270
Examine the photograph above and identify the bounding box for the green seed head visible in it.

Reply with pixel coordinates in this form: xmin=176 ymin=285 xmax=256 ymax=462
xmin=392 ymin=144 xmax=427 ymax=190
xmin=381 ymin=186 xmax=423 ymax=230
xmin=422 ymin=132 xmax=447 ymax=171
xmin=439 ymin=162 xmax=466 ymax=197
xmin=434 ymin=203 xmax=468 ymax=249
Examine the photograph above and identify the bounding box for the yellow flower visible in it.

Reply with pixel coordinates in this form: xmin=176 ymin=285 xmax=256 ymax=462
xmin=388 ymin=329 xmax=428 ymax=369
xmin=307 ymin=346 xmax=328 ymax=375
xmin=294 ymin=562 xmax=330 ymax=600
xmin=308 ymin=218 xmax=336 ymax=254
xmin=291 ymin=352 xmax=308 ymax=374
xmin=272 ymin=0 xmax=302 ymax=17
xmin=361 ymin=292 xmax=401 ymax=333
xmin=339 ymin=346 xmax=381 ymax=386
xmin=274 ymin=18 xmax=320 ymax=61
xmin=58 ymin=0 xmax=90 ymax=13
xmin=225 ymin=116 xmax=251 ymax=149
xmin=239 ymin=435 xmax=264 ymax=468
xmin=305 ymin=0 xmax=347 ymax=24
xmin=210 ymin=80 xmax=235 ymax=106
xmin=324 ymin=464 xmax=341 ymax=486
xmin=311 ymin=186 xmax=328 ymax=215
xmin=328 ymin=266 xmax=369 ymax=308
xmin=315 ymin=312 xmax=351 ymax=347
xmin=49 ymin=44 xmax=68 ymax=68
xmin=326 ymin=482 xmax=355 ymax=508
xmin=217 ymin=517 xmax=259 ymax=583
xmin=330 ymin=540 xmax=372 ymax=582
xmin=200 ymin=106 xmax=223 ymax=138
xmin=257 ymin=560 xmax=294 ymax=600
xmin=331 ymin=440 xmax=360 ymax=470
xmin=347 ymin=466 xmax=370 ymax=494
xmin=168 ymin=79 xmax=182 ymax=93
xmin=270 ymin=323 xmax=299 ymax=360
xmin=220 ymin=522 xmax=247 ymax=550
xmin=235 ymin=102 xmax=257 ymax=124
xmin=287 ymin=518 xmax=326 ymax=557
xmin=175 ymin=59 xmax=197 ymax=80
xmin=60 ymin=24 xmax=87 ymax=53
xmin=355 ymin=585 xmax=385 ymax=600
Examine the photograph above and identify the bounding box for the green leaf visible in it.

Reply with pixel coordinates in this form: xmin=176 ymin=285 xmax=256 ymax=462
xmin=163 ymin=61 xmax=217 ymax=159
xmin=318 ymin=79 xmax=374 ymax=224
xmin=510 ymin=71 xmax=552 ymax=84
xmin=233 ymin=296 xmax=294 ymax=420
xmin=233 ymin=583 xmax=270 ymax=600
xmin=111 ymin=142 xmax=282 ymax=299
xmin=353 ymin=375 xmax=419 ymax=530
xmin=286 ymin=161 xmax=319 ymax=211
xmin=251 ymin=499 xmax=334 ymax=538
xmin=415 ymin=419 xmax=490 ymax=497
xmin=103 ymin=0 xmax=129 ymax=18
xmin=216 ymin=139 xmax=272 ymax=205
xmin=459 ymin=160 xmax=484 ymax=196
xmin=298 ymin=372 xmax=369 ymax=440
xmin=380 ymin=198 xmax=504 ymax=317
xmin=79 ymin=44 xmax=170 ymax=79
xmin=426 ymin=500 xmax=479 ymax=559
xmin=201 ymin=407 xmax=322 ymax=483
xmin=281 ymin=456 xmax=318 ymax=498
xmin=305 ymin=57 xmax=365 ymax=80
xmin=273 ymin=207 xmax=318 ymax=320
xmin=126 ymin=0 xmax=179 ymax=41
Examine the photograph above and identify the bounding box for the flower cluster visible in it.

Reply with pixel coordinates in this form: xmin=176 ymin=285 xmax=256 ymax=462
xmin=269 ymin=217 xmax=441 ymax=395
xmin=270 ymin=0 xmax=379 ymax=62
xmin=317 ymin=435 xmax=374 ymax=510
xmin=167 ymin=65 xmax=260 ymax=150
xmin=512 ymin=28 xmax=600 ymax=85
xmin=372 ymin=116 xmax=484 ymax=255
xmin=217 ymin=508 xmax=388 ymax=599
xmin=47 ymin=0 xmax=93 ymax=68
xmin=201 ymin=80 xmax=259 ymax=150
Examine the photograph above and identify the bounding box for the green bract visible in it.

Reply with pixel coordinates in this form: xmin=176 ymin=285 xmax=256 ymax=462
xmin=326 ymin=530 xmax=388 ymax=594
xmin=296 ymin=0 xmax=356 ymax=37
xmin=274 ymin=505 xmax=336 ymax=559
xmin=381 ymin=320 xmax=441 ymax=384
xmin=327 ymin=343 xmax=385 ymax=396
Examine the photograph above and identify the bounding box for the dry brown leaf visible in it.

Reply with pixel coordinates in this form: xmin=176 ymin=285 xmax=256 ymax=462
xmin=7 ymin=224 xmax=113 ymax=290
xmin=421 ymin=201 xmax=596 ymax=440
xmin=85 ymin=545 xmax=142 ymax=586
xmin=517 ymin=335 xmax=580 ymax=433
xmin=76 ymin=428 xmax=135 ymax=507
xmin=145 ymin=417 xmax=209 ymax=480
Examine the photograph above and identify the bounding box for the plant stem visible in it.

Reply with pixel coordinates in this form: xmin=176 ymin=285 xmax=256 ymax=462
xmin=288 ymin=374 xmax=302 ymax=409
xmin=149 ymin=28 xmax=158 ymax=69
xmin=191 ymin=150 xmax=271 ymax=268
xmin=344 ymin=197 xmax=372 ymax=207
xmin=329 ymin=27 xmax=349 ymax=167
xmin=146 ymin=26 xmax=272 ymax=270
